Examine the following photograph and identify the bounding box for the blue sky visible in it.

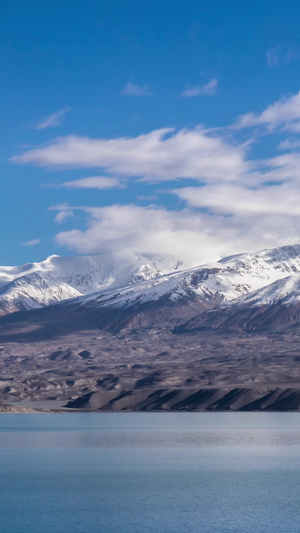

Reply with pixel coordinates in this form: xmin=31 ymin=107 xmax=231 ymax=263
xmin=2 ymin=0 xmax=300 ymax=265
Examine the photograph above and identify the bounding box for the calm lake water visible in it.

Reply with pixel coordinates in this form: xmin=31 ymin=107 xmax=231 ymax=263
xmin=0 ymin=412 xmax=300 ymax=532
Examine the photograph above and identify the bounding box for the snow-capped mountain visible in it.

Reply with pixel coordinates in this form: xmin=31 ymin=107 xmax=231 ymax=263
xmin=175 ymin=272 xmax=300 ymax=335
xmin=2 ymin=244 xmax=300 ymax=339
xmin=57 ymin=244 xmax=300 ymax=333
xmin=0 ymin=253 xmax=182 ymax=316
xmin=64 ymin=243 xmax=300 ymax=318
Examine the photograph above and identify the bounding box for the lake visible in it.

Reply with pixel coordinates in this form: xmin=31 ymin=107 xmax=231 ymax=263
xmin=0 ymin=412 xmax=300 ymax=532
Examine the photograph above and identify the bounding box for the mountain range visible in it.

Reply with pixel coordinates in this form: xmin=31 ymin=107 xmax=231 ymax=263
xmin=2 ymin=245 xmax=300 ymax=411
xmin=1 ymin=244 xmax=300 ymax=341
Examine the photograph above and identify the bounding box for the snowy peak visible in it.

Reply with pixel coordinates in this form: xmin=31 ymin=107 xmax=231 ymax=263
xmin=46 ymin=243 xmax=300 ymax=320
xmin=3 ymin=244 xmax=300 ymax=326
xmin=3 ymin=244 xmax=300 ymax=338
xmin=230 ymin=273 xmax=300 ymax=307
xmin=174 ymin=255 xmax=300 ymax=336
xmin=0 ymin=253 xmax=183 ymax=316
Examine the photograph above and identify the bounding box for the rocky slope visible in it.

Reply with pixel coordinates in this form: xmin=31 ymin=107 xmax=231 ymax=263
xmin=173 ymin=273 xmax=300 ymax=334
xmin=65 ymin=386 xmax=300 ymax=411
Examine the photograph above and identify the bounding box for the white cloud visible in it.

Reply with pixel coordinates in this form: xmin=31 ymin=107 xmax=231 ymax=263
xmin=120 ymin=81 xmax=153 ymax=96
xmin=54 ymin=210 xmax=74 ymax=224
xmin=34 ymin=108 xmax=70 ymax=130
xmin=260 ymin=152 xmax=300 ymax=182
xmin=266 ymin=45 xmax=281 ymax=67
xmin=12 ymin=127 xmax=248 ymax=183
xmin=61 ymin=176 xmax=122 ymax=189
xmin=48 ymin=203 xmax=74 ymax=224
xmin=174 ymin=183 xmax=300 ymax=216
xmin=266 ymin=45 xmax=300 ymax=67
xmin=234 ymin=92 xmax=300 ymax=131
xmin=52 ymin=203 xmax=300 ymax=267
xmin=52 ymin=204 xmax=238 ymax=265
xmin=22 ymin=239 xmax=41 ymax=246
xmin=278 ymin=138 xmax=300 ymax=150
xmin=180 ymin=78 xmax=218 ymax=97
xmin=14 ymin=90 xmax=300 ymax=264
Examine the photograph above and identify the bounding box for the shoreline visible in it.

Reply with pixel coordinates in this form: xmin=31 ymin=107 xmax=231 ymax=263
xmin=3 ymin=384 xmax=300 ymax=413
xmin=2 ymin=409 xmax=300 ymax=413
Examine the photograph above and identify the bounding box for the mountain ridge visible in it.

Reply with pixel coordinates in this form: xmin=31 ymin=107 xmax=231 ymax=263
xmin=0 ymin=253 xmax=184 ymax=316
xmin=2 ymin=244 xmax=300 ymax=339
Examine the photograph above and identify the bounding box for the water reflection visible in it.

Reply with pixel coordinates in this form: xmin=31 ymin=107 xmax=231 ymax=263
xmin=0 ymin=413 xmax=300 ymax=450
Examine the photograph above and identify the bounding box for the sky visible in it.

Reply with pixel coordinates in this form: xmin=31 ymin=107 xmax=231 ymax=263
xmin=2 ymin=0 xmax=300 ymax=266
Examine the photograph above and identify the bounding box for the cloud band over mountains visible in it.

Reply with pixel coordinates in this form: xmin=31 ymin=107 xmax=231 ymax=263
xmin=12 ymin=91 xmax=300 ymax=266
